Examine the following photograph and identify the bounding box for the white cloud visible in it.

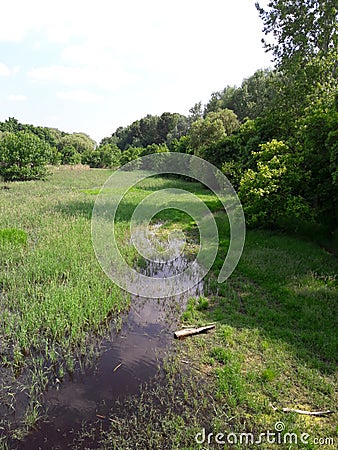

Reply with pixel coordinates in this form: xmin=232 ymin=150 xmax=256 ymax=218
xmin=0 ymin=63 xmax=21 ymax=77
xmin=12 ymin=66 xmax=21 ymax=75
xmin=0 ymin=62 xmax=11 ymax=76
xmin=28 ymin=63 xmax=134 ymax=92
xmin=0 ymin=0 xmax=272 ymax=142
xmin=7 ymin=94 xmax=28 ymax=102
xmin=57 ymin=90 xmax=103 ymax=103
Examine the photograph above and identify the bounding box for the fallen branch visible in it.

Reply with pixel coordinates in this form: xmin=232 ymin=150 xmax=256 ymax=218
xmin=270 ymin=404 xmax=334 ymax=416
xmin=281 ymin=408 xmax=334 ymax=416
xmin=174 ymin=324 xmax=215 ymax=339
xmin=113 ymin=362 xmax=122 ymax=372
xmin=180 ymin=322 xmax=216 ymax=329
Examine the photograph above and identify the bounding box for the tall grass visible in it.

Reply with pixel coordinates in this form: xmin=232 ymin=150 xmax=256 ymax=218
xmin=1 ymin=169 xmax=337 ymax=448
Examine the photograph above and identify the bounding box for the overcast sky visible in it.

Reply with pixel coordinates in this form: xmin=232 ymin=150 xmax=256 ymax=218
xmin=0 ymin=0 xmax=272 ymax=143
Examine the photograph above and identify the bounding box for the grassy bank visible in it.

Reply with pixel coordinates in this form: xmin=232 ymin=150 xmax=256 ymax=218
xmin=99 ymin=216 xmax=337 ymax=448
xmin=0 ymin=168 xmax=337 ymax=448
xmin=0 ymin=168 xmax=130 ymax=440
xmin=0 ymin=168 xmax=222 ymax=443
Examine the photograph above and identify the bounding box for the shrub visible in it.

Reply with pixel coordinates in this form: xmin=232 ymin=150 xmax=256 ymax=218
xmin=239 ymin=140 xmax=313 ymax=228
xmin=59 ymin=145 xmax=81 ymax=165
xmin=0 ymin=131 xmax=53 ymax=181
xmin=221 ymin=160 xmax=243 ymax=191
xmin=120 ymin=147 xmax=142 ymax=170
xmin=82 ymin=145 xmax=121 ymax=168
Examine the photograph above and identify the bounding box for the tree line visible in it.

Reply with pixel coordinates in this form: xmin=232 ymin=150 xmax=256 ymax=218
xmin=0 ymin=0 xmax=336 ymax=233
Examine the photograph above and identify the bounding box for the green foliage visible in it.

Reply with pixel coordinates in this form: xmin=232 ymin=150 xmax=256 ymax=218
xmin=0 ymin=117 xmax=67 ymax=149
xmin=0 ymin=131 xmax=53 ymax=181
xmin=140 ymin=143 xmax=169 ymax=157
xmin=204 ymin=69 xmax=278 ymax=121
xmin=103 ymin=112 xmax=190 ymax=151
xmin=239 ymin=140 xmax=313 ymax=228
xmin=221 ymin=160 xmax=243 ymax=191
xmin=297 ymin=106 xmax=338 ymax=224
xmin=59 ymin=145 xmax=81 ymax=165
xmin=170 ymin=135 xmax=192 ymax=154
xmin=256 ymin=1 xmax=337 ymax=131
xmin=0 ymin=117 xmax=24 ymax=133
xmin=193 ymin=117 xmax=270 ymax=170
xmin=0 ymin=117 xmax=105 ymax=168
xmin=188 ymin=101 xmax=203 ymax=122
xmin=328 ymin=130 xmax=338 ymax=186
xmin=256 ymin=0 xmax=337 ymax=69
xmin=0 ymin=228 xmax=27 ymax=246
xmin=120 ymin=147 xmax=142 ymax=170
xmin=140 ymin=143 xmax=169 ymax=171
xmin=82 ymin=144 xmax=121 ymax=168
xmin=196 ymin=297 xmax=209 ymax=311
xmin=59 ymin=133 xmax=96 ymax=155
xmin=190 ymin=109 xmax=239 ymax=157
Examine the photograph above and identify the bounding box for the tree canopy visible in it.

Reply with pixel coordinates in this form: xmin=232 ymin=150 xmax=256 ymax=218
xmin=1 ymin=1 xmax=337 ymax=234
xmin=0 ymin=131 xmax=53 ymax=181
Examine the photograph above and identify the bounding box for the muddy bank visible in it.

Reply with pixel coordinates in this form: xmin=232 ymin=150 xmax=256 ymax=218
xmin=15 ymin=255 xmax=204 ymax=449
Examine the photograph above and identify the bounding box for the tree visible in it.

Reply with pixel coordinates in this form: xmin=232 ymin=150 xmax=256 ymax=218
xmin=0 ymin=131 xmax=53 ymax=181
xmin=166 ymin=115 xmax=190 ymax=148
xmin=203 ymin=92 xmax=224 ymax=116
xmin=190 ymin=117 xmax=225 ymax=157
xmin=82 ymin=144 xmax=121 ymax=168
xmin=296 ymin=106 xmax=338 ymax=224
xmin=239 ymin=140 xmax=312 ymax=228
xmin=256 ymin=0 xmax=337 ymax=70
xmin=251 ymin=1 xmax=338 ymax=231
xmin=102 ymin=113 xmax=190 ymax=151
xmin=120 ymin=147 xmax=142 ymax=168
xmin=190 ymin=109 xmax=239 ymax=157
xmin=256 ymin=1 xmax=337 ymax=115
xmin=59 ymin=133 xmax=96 ymax=155
xmin=60 ymin=145 xmax=81 ymax=165
xmin=189 ymin=101 xmax=203 ymax=122
xmin=0 ymin=117 xmax=24 ymax=133
xmin=157 ymin=113 xmax=179 ymax=141
xmin=204 ymin=70 xmax=278 ymax=122
xmin=171 ymin=135 xmax=192 ymax=154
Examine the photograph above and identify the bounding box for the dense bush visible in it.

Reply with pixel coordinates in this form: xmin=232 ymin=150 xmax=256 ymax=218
xmin=59 ymin=145 xmax=81 ymax=165
xmin=297 ymin=107 xmax=338 ymax=225
xmin=190 ymin=109 xmax=239 ymax=158
xmin=0 ymin=131 xmax=53 ymax=181
xmin=238 ymin=140 xmax=313 ymax=228
xmin=82 ymin=145 xmax=121 ymax=168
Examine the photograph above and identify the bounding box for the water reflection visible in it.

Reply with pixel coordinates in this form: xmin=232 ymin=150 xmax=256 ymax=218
xmin=18 ymin=253 xmax=204 ymax=449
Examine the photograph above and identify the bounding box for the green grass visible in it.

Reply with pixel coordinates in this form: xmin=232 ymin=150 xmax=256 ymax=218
xmin=100 ymin=192 xmax=337 ymax=449
xmin=0 ymin=168 xmax=129 ymax=441
xmin=0 ymin=228 xmax=28 ymax=246
xmin=0 ymin=169 xmax=221 ymax=443
xmin=181 ymin=220 xmax=337 ymax=448
xmin=0 ymin=168 xmax=337 ymax=449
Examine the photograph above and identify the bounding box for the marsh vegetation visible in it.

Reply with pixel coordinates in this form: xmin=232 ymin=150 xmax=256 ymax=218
xmin=0 ymin=168 xmax=336 ymax=449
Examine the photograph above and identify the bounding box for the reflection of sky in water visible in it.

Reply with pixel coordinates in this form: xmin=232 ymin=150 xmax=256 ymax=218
xmin=20 ymin=253 xmax=204 ymax=448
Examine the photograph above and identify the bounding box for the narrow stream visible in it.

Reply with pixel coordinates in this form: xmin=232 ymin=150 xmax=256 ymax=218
xmin=17 ymin=254 xmax=204 ymax=449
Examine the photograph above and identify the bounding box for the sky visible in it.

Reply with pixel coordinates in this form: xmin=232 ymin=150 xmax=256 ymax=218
xmin=0 ymin=0 xmax=272 ymax=143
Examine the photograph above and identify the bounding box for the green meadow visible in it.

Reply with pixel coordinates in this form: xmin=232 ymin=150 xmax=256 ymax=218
xmin=0 ymin=168 xmax=337 ymax=449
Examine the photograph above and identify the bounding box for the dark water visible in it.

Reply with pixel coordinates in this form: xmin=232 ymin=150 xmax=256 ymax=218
xmin=16 ymin=255 xmax=204 ymax=449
